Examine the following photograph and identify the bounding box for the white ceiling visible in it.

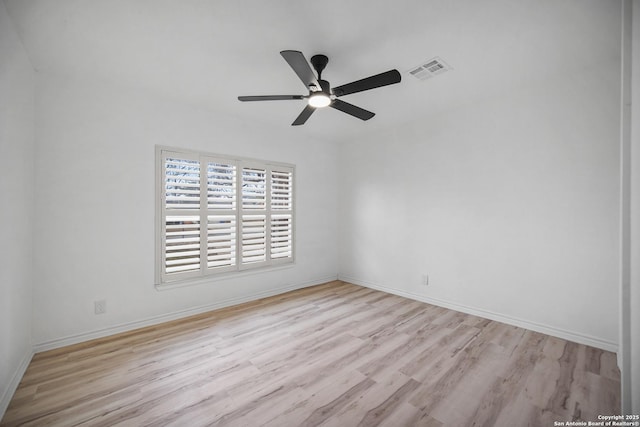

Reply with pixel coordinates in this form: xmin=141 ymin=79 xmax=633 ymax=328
xmin=4 ymin=0 xmax=621 ymax=142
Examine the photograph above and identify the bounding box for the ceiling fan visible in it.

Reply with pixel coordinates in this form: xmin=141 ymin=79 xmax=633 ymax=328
xmin=238 ymin=50 xmax=402 ymax=126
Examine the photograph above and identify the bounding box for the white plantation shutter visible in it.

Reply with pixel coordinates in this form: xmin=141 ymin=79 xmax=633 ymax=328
xmin=165 ymin=215 xmax=200 ymax=273
xmin=271 ymin=169 xmax=293 ymax=210
xmin=162 ymin=155 xmax=202 ymax=280
xmin=165 ymin=157 xmax=200 ymax=210
xmin=241 ymin=215 xmax=266 ymax=265
xmin=158 ymin=147 xmax=294 ymax=284
xmin=207 ymin=216 xmax=236 ymax=268
xmin=271 ymin=215 xmax=292 ymax=259
xmin=270 ymin=168 xmax=293 ymax=261
xmin=206 ymin=161 xmax=236 ymax=210
xmin=205 ymin=158 xmax=237 ymax=272
xmin=241 ymin=167 xmax=266 ymax=210
xmin=240 ymin=166 xmax=267 ymax=267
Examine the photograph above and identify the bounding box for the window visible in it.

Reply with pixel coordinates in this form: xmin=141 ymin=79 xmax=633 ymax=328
xmin=156 ymin=147 xmax=294 ymax=284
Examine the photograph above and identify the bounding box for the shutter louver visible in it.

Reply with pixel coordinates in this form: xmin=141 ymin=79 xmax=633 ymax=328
xmin=165 ymin=216 xmax=201 ymax=273
xmin=271 ymin=170 xmax=293 ymax=210
xmin=165 ymin=158 xmax=200 ymax=210
xmin=241 ymin=215 xmax=266 ymax=264
xmin=242 ymin=168 xmax=266 ymax=210
xmin=207 ymin=216 xmax=236 ymax=269
xmin=207 ymin=162 xmax=236 ymax=210
xmin=271 ymin=214 xmax=292 ymax=259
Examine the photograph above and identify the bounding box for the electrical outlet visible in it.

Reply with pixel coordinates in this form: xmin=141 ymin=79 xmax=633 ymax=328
xmin=94 ymin=300 xmax=106 ymax=315
xmin=421 ymin=274 xmax=429 ymax=286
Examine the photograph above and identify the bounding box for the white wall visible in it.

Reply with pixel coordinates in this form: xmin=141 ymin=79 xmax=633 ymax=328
xmin=338 ymin=66 xmax=620 ymax=350
xmin=32 ymin=72 xmax=338 ymax=348
xmin=0 ymin=0 xmax=35 ymax=416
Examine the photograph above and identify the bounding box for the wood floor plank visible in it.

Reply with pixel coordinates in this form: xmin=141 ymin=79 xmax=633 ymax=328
xmin=293 ymin=332 xmax=411 ymax=392
xmin=0 ymin=281 xmax=620 ymax=427
xmin=456 ymin=331 xmax=547 ymax=426
xmin=319 ymin=371 xmax=417 ymax=427
xmin=261 ymin=370 xmax=371 ymax=427
xmin=377 ymin=402 xmax=443 ymax=427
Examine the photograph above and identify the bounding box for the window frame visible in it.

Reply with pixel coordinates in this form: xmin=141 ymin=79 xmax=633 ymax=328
xmin=155 ymin=146 xmax=295 ymax=286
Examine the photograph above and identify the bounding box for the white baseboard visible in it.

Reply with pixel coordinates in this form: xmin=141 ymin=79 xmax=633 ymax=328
xmin=34 ymin=275 xmax=338 ymax=353
xmin=339 ymin=275 xmax=618 ymax=353
xmin=0 ymin=348 xmax=34 ymax=421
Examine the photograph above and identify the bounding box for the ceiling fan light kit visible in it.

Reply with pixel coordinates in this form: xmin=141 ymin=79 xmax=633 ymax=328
xmin=238 ymin=50 xmax=402 ymax=126
xmin=308 ymin=93 xmax=331 ymax=108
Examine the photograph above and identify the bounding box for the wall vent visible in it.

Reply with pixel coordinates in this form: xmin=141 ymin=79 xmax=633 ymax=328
xmin=408 ymin=57 xmax=452 ymax=81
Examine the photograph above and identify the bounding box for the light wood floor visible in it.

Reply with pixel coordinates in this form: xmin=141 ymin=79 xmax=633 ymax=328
xmin=1 ymin=281 xmax=620 ymax=426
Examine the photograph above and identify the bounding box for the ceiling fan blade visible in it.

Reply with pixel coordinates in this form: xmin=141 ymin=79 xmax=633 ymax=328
xmin=330 ymin=99 xmax=375 ymax=121
xmin=332 ymin=69 xmax=401 ymax=97
xmin=292 ymin=105 xmax=315 ymax=126
xmin=238 ymin=95 xmax=305 ymax=102
xmin=280 ymin=50 xmax=320 ymax=90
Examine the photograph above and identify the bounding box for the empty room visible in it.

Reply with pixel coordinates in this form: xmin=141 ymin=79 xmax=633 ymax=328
xmin=1 ymin=0 xmax=639 ymax=425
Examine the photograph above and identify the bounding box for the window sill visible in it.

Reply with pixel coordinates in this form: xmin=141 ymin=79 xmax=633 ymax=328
xmin=154 ymin=262 xmax=295 ymax=291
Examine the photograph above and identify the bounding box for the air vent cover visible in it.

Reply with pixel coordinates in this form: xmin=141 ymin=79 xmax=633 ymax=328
xmin=408 ymin=57 xmax=452 ymax=81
